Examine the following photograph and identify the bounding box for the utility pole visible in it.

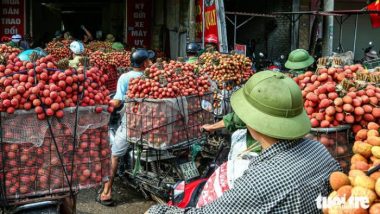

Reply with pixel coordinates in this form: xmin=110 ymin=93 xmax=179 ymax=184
xmin=188 ymin=0 xmax=196 ymax=42
xmin=291 ymin=0 xmax=300 ymax=50
xmin=322 ymin=0 xmax=334 ymax=56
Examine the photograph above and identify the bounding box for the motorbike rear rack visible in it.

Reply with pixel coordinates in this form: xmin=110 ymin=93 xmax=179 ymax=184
xmin=132 ymin=149 xmax=176 ymax=162
xmin=128 ymin=136 xmax=207 ymax=151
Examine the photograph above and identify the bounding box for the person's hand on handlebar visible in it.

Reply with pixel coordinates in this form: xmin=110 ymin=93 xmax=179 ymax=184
xmin=109 ymin=99 xmax=121 ymax=109
xmin=202 ymin=124 xmax=216 ymax=132
xmin=202 ymin=120 xmax=225 ymax=132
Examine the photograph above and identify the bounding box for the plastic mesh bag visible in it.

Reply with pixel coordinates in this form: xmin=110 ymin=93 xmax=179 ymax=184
xmin=126 ymin=94 xmax=213 ymax=149
xmin=0 ymin=106 xmax=109 ymax=146
xmin=332 ymin=51 xmax=354 ymax=66
xmin=0 ymin=107 xmax=111 ymax=203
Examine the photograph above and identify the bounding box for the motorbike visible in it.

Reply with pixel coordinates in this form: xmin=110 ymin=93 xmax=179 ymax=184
xmin=253 ymin=52 xmax=287 ymax=72
xmin=108 ymin=96 xmax=228 ymax=202
xmin=5 ymin=197 xmax=75 ymax=214
xmin=267 ymin=55 xmax=285 ymax=72
xmin=167 ymin=128 xmax=256 ymax=209
xmin=252 ymin=52 xmax=271 ymax=72
xmin=257 ymin=52 xmax=270 ymax=71
xmin=168 ymin=133 xmax=229 ymax=208
xmin=1 ymin=178 xmax=75 ymax=213
xmin=362 ymin=41 xmax=379 ymax=63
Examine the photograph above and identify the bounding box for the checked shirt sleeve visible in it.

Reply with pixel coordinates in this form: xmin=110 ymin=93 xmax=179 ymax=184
xmin=148 ymin=169 xmax=262 ymax=214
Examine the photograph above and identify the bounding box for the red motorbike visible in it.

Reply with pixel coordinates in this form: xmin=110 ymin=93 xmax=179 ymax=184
xmin=167 ymin=133 xmax=228 ymax=208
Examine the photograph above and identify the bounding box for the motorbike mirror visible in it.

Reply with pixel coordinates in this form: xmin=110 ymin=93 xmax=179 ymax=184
xmin=369 ymin=41 xmax=374 ymax=46
xmin=280 ymin=55 xmax=285 ymax=60
xmin=259 ymin=52 xmax=264 ymax=57
xmin=172 ymin=181 xmax=185 ymax=204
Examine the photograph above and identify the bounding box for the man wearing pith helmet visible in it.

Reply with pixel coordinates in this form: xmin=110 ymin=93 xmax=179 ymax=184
xmin=147 ymin=71 xmax=340 ymax=213
xmin=285 ymin=49 xmax=314 ymax=76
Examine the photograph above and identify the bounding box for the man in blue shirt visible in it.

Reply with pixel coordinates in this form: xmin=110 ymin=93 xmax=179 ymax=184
xmin=98 ymin=49 xmax=154 ymax=206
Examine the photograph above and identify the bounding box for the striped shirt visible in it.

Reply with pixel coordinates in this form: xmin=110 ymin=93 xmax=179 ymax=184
xmin=148 ymin=138 xmax=340 ymax=214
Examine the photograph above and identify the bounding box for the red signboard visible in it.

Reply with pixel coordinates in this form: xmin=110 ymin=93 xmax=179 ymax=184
xmin=234 ymin=44 xmax=246 ymax=56
xmin=196 ymin=0 xmax=219 ymax=44
xmin=0 ymin=0 xmax=25 ymax=37
xmin=127 ymin=0 xmax=152 ymax=48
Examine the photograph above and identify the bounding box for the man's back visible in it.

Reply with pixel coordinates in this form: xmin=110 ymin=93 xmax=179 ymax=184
xmin=244 ymin=138 xmax=340 ymax=213
xmin=148 ymin=138 xmax=340 ymax=213
xmin=114 ymin=71 xmax=143 ymax=101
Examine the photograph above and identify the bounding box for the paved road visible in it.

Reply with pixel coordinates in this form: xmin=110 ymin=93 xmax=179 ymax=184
xmin=76 ymin=178 xmax=156 ymax=214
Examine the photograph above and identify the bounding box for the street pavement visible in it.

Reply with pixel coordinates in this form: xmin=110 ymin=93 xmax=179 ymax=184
xmin=76 ymin=178 xmax=155 ymax=214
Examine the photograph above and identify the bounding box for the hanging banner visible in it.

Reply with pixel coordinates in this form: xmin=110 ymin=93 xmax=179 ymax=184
xmin=205 ymin=0 xmax=219 ymax=41
xmin=195 ymin=2 xmax=203 ymax=41
xmin=196 ymin=0 xmax=228 ymax=53
xmin=196 ymin=0 xmax=218 ymax=41
xmin=127 ymin=0 xmax=152 ymax=48
xmin=0 ymin=0 xmax=25 ymax=37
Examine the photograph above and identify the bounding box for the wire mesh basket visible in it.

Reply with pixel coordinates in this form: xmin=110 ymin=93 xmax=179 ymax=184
xmin=305 ymin=125 xmax=352 ymax=172
xmin=0 ymin=107 xmax=111 ymax=205
xmin=126 ymin=94 xmax=214 ymax=150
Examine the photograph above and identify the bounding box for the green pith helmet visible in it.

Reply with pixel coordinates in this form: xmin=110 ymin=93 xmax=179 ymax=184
xmin=285 ymin=49 xmax=314 ymax=70
xmin=105 ymin=34 xmax=115 ymax=42
xmin=112 ymin=42 xmax=124 ymax=51
xmin=231 ymin=71 xmax=311 ymax=139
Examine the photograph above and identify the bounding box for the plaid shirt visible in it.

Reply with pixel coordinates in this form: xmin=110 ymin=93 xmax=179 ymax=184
xmin=148 ymin=138 xmax=340 ymax=214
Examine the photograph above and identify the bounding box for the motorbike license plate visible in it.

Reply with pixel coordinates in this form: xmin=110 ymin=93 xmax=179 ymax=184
xmin=180 ymin=161 xmax=199 ymax=181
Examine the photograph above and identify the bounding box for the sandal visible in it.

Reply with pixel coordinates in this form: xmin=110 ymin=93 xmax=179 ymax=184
xmin=96 ymin=194 xmax=115 ymax=206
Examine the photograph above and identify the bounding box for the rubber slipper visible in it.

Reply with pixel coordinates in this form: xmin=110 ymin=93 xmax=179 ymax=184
xmin=97 ymin=184 xmax=104 ymax=194
xmin=96 ymin=194 xmax=115 ymax=206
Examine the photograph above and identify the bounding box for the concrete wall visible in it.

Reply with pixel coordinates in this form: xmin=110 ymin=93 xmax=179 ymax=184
xmin=28 ymin=0 xmax=125 ymax=47
xmin=296 ymin=0 xmax=380 ymax=59
xmin=151 ymin=0 xmax=165 ymax=50
xmin=333 ymin=0 xmax=380 ymax=59
xmin=267 ymin=0 xmax=292 ymax=59
xmin=298 ymin=1 xmax=311 ymax=50
xmin=224 ymin=0 xmax=292 ymax=59
xmin=165 ymin=0 xmax=189 ymax=58
xmin=30 ymin=0 xmax=61 ymax=47
xmin=103 ymin=2 xmax=125 ymax=41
